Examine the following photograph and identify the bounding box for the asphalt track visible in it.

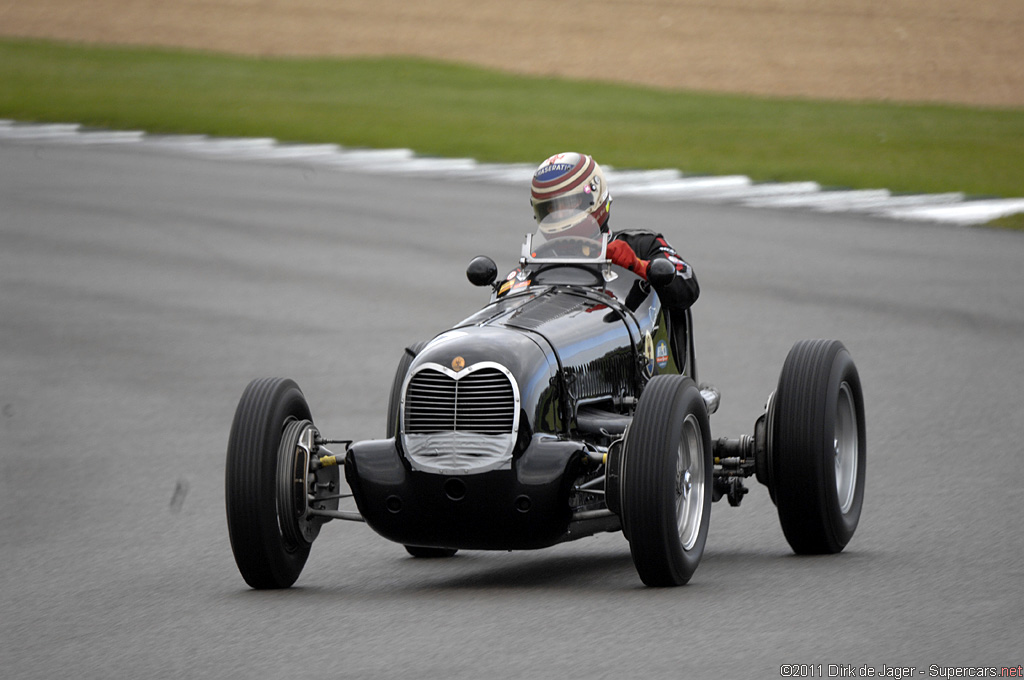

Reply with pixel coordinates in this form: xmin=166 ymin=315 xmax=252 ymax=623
xmin=1 ymin=139 xmax=1021 ymax=679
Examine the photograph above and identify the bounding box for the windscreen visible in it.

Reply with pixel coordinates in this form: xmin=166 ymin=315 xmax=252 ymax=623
xmin=523 ymin=210 xmax=608 ymax=264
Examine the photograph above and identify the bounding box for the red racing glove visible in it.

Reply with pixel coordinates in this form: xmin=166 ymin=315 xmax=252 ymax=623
xmin=607 ymin=239 xmax=650 ymax=280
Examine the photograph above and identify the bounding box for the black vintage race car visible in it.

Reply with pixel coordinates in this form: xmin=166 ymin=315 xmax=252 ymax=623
xmin=225 ymin=212 xmax=866 ymax=589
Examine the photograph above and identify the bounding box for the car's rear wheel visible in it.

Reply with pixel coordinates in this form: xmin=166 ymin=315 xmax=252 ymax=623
xmin=621 ymin=375 xmax=712 ymax=586
xmin=225 ymin=378 xmax=317 ymax=589
xmin=771 ymin=339 xmax=866 ymax=554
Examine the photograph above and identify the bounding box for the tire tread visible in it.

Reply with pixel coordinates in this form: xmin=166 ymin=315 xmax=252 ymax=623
xmin=225 ymin=378 xmax=312 ymax=589
xmin=773 ymin=340 xmax=864 ymax=554
xmin=622 ymin=375 xmax=711 ymax=586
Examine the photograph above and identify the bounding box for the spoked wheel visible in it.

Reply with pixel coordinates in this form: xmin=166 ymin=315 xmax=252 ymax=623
xmin=225 ymin=378 xmax=337 ymax=589
xmin=771 ymin=339 xmax=866 ymax=554
xmin=621 ymin=375 xmax=712 ymax=586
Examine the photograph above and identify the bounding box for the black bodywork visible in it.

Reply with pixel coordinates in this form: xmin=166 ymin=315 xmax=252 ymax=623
xmin=230 ymin=218 xmax=864 ymax=589
xmin=226 ymin=222 xmax=865 ymax=590
xmin=345 ymin=257 xmax=693 ymax=551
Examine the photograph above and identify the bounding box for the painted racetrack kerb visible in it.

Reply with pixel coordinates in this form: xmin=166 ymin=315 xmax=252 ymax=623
xmin=4 ymin=119 xmax=1023 ymax=226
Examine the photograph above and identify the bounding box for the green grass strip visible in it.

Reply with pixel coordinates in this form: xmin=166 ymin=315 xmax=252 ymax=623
xmin=988 ymin=213 xmax=1024 ymax=230
xmin=2 ymin=37 xmax=1022 ymax=198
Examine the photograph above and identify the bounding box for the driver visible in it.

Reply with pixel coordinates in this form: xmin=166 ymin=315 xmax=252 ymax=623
xmin=529 ymin=152 xmax=699 ymax=312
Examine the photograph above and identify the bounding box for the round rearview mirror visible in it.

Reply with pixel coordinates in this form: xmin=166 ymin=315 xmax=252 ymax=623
xmin=466 ymin=256 xmax=498 ymax=287
xmin=648 ymin=258 xmax=676 ymax=288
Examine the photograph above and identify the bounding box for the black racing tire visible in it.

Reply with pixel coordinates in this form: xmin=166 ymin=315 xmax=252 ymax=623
xmin=772 ymin=340 xmax=866 ymax=554
xmin=404 ymin=545 xmax=459 ymax=558
xmin=225 ymin=378 xmax=313 ymax=589
xmin=622 ymin=375 xmax=712 ymax=586
xmin=386 ymin=341 xmax=427 ymax=438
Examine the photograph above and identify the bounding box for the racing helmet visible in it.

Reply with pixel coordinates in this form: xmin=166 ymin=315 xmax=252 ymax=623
xmin=530 ymin=152 xmax=612 ymax=239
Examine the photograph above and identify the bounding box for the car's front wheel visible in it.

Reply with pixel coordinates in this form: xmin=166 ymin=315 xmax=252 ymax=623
xmin=621 ymin=375 xmax=712 ymax=586
xmin=225 ymin=378 xmax=324 ymax=589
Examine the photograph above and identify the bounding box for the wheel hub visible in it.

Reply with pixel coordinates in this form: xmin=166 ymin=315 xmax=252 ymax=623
xmin=277 ymin=420 xmax=339 ymax=546
xmin=677 ymin=469 xmax=692 ymax=499
xmin=834 ymin=382 xmax=858 ymax=515
xmin=676 ymin=414 xmax=705 ymax=551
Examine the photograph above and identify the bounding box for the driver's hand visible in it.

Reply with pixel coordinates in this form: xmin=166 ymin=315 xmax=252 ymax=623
xmin=607 ymin=240 xmax=649 ymax=279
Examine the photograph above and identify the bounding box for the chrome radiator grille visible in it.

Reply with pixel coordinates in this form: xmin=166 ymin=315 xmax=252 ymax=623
xmin=401 ymin=362 xmax=520 ymax=474
xmin=404 ymin=367 xmax=515 ymax=435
